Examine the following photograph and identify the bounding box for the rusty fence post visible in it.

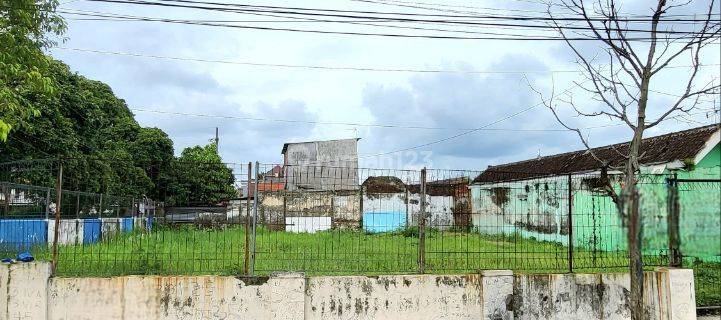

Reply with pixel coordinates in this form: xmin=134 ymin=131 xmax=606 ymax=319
xmin=418 ymin=168 xmax=427 ymax=274
xmin=567 ymin=174 xmax=574 ymax=273
xmin=51 ymin=161 xmax=63 ymax=275
xmin=244 ymin=162 xmax=251 ymax=275
xmin=249 ymin=161 xmax=260 ymax=276
xmin=666 ymin=174 xmax=681 ymax=267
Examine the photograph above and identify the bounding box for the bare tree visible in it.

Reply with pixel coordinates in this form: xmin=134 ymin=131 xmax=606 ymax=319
xmin=536 ymin=1 xmax=719 ymax=319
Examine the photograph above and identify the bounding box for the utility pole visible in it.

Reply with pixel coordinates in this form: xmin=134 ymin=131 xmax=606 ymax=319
xmin=215 ymin=127 xmax=219 ymax=146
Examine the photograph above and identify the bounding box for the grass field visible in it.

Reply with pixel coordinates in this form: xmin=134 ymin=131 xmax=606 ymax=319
xmin=21 ymin=224 xmax=720 ymax=306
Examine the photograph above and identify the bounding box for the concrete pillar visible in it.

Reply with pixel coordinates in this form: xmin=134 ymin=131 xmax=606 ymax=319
xmin=655 ymin=268 xmax=696 ymax=320
xmin=479 ymin=270 xmax=514 ymax=320
xmin=7 ymin=262 xmax=51 ymax=320
xmin=268 ymin=273 xmax=305 ymax=320
xmin=0 ymin=264 xmax=8 ymax=320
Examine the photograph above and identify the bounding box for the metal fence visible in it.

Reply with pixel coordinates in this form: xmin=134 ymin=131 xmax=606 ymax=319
xmin=0 ymin=160 xmax=718 ymax=305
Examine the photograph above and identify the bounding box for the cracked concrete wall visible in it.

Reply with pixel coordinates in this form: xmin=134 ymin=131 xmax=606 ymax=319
xmin=304 ymin=274 xmax=485 ymax=320
xmin=0 ymin=263 xmax=697 ymax=320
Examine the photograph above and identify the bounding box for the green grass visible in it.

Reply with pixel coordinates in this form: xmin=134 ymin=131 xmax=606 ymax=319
xmin=17 ymin=225 xmax=720 ymax=306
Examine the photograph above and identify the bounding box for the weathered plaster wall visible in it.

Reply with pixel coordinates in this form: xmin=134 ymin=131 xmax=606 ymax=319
xmin=470 ymin=175 xmax=572 ymax=245
xmin=0 ymin=262 xmax=698 ymax=320
xmin=259 ymin=191 xmax=457 ymax=232
xmin=259 ymin=192 xmax=361 ymax=230
xmin=470 ymin=168 xmax=720 ymax=259
xmin=363 ymin=192 xmax=455 ymax=231
xmin=47 ymin=219 xmax=84 ymax=245
xmin=304 ymin=274 xmax=484 ymax=319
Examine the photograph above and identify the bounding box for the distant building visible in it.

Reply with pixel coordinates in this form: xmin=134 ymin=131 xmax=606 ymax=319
xmin=246 ymin=165 xmax=286 ymax=198
xmin=281 ymin=138 xmax=360 ymax=191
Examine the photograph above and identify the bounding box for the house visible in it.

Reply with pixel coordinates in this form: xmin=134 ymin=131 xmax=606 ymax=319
xmin=468 ymin=124 xmax=720 ymax=260
xmin=281 ymin=138 xmax=360 ymax=191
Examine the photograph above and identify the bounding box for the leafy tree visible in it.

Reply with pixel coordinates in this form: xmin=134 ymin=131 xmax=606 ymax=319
xmin=0 ymin=60 xmax=159 ymax=197
xmin=1 ymin=59 xmax=236 ymax=206
xmin=168 ymin=143 xmax=237 ymax=206
xmin=0 ymin=0 xmax=66 ymax=141
xmin=129 ymin=127 xmax=176 ymax=201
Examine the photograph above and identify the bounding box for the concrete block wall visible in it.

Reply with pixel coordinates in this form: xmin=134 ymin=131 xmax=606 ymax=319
xmin=0 ymin=263 xmax=697 ymax=320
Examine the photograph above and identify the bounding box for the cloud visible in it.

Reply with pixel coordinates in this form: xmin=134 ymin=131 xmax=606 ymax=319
xmin=51 ymin=0 xmax=719 ymax=172
xmin=358 ymin=55 xmax=582 ymax=169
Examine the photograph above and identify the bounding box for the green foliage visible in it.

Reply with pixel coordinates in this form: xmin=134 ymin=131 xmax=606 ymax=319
xmin=0 ymin=0 xmax=66 ymax=141
xmin=0 ymin=0 xmax=235 ymax=206
xmin=167 ymin=143 xmax=237 ymax=206
xmin=0 ymin=60 xmax=236 ymax=205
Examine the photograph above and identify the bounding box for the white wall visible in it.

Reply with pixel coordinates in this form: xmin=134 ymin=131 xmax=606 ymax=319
xmin=285 ymin=217 xmax=332 ymax=233
xmin=47 ymin=219 xmax=84 ymax=245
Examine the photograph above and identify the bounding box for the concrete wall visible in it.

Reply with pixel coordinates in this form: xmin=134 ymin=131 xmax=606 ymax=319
xmin=259 ymin=191 xmax=457 ymax=233
xmin=470 ymin=169 xmax=721 ymax=259
xmin=0 ymin=262 xmax=697 ymax=320
xmin=363 ymin=193 xmax=455 ymax=231
xmin=259 ymin=192 xmax=361 ymax=230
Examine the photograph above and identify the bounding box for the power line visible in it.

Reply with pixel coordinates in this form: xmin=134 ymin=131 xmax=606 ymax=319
xmin=60 ymin=9 xmax=710 ymax=37
xmin=87 ymin=0 xmax=720 ymax=23
xmin=72 ymin=0 xmax=719 ymax=41
xmin=353 ymin=0 xmax=720 ymax=22
xmin=53 ymin=47 xmax=721 ymax=74
xmin=128 ymin=107 xmax=616 ymax=132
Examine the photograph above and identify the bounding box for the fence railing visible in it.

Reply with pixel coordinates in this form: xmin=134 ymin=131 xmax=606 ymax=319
xmin=0 ymin=162 xmax=718 ymax=305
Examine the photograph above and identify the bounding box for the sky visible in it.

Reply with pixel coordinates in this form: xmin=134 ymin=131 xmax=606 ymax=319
xmin=49 ymin=0 xmax=721 ymax=170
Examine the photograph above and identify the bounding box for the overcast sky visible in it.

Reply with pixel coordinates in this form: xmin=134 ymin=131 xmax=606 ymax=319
xmin=49 ymin=0 xmax=721 ymax=170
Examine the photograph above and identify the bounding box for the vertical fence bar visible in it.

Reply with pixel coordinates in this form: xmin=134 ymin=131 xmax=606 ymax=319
xmin=405 ymin=186 xmax=409 ymax=228
xmin=358 ymin=184 xmax=364 ymax=230
xmin=2 ymin=184 xmax=8 ymax=218
xmin=45 ymin=188 xmax=51 ymax=220
xmin=418 ymin=167 xmax=427 ymax=274
xmin=51 ymin=161 xmax=63 ymax=274
xmin=667 ymin=174 xmax=681 ymax=267
xmin=75 ymin=194 xmax=80 ymax=218
xmin=249 ymin=161 xmax=260 ymax=276
xmin=567 ymin=174 xmax=574 ymax=273
xmin=244 ymin=162 xmax=251 ymax=275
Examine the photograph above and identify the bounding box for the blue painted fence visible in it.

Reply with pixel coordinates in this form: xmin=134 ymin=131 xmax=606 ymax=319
xmin=83 ymin=219 xmax=102 ymax=244
xmin=121 ymin=218 xmax=134 ymax=232
xmin=0 ymin=219 xmax=48 ymax=250
xmin=0 ymin=217 xmax=152 ymax=249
